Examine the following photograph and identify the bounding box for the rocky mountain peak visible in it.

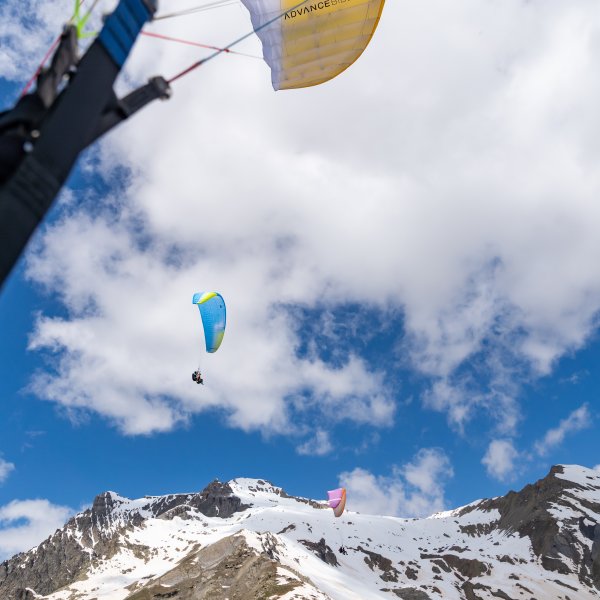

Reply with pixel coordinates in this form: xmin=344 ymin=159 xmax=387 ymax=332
xmin=91 ymin=490 xmax=118 ymax=513
xmin=2 ymin=464 xmax=600 ymax=599
xmin=229 ymin=477 xmax=326 ymax=510
xmin=456 ymin=464 xmax=600 ymax=590
xmin=187 ymin=478 xmax=249 ymax=518
xmin=229 ymin=477 xmax=283 ymax=495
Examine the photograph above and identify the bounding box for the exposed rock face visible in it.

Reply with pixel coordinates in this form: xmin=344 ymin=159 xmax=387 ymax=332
xmin=187 ymin=480 xmax=251 ymax=518
xmin=300 ymin=537 xmax=339 ymax=566
xmin=404 ymin=591 xmax=433 ymax=600
xmin=360 ymin=546 xmax=401 ymax=582
xmin=383 ymin=588 xmax=432 ymax=600
xmin=135 ymin=480 xmax=250 ymax=520
xmin=420 ymin=554 xmax=490 ymax=579
xmin=1 ymin=467 xmax=600 ymax=600
xmin=463 ymin=464 xmax=600 ymax=589
xmin=0 ymin=479 xmax=250 ymax=599
xmin=125 ymin=534 xmax=307 ymax=600
xmin=0 ymin=516 xmax=100 ymax=597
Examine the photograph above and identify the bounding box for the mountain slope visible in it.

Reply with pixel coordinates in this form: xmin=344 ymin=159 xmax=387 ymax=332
xmin=1 ymin=465 xmax=600 ymax=599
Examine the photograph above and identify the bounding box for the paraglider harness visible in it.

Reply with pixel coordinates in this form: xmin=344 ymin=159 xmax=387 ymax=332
xmin=0 ymin=0 xmax=171 ymax=289
xmin=192 ymin=370 xmax=204 ymax=385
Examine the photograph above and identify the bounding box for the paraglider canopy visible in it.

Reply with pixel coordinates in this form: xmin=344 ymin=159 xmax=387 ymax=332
xmin=327 ymin=487 xmax=346 ymax=518
xmin=193 ymin=292 xmax=226 ymax=353
xmin=241 ymin=0 xmax=386 ymax=90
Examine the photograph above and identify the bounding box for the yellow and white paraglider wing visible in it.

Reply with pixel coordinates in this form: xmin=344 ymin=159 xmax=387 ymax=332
xmin=241 ymin=0 xmax=386 ymax=90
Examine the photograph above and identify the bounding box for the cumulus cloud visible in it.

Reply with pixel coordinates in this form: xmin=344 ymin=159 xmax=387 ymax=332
xmin=534 ymin=404 xmax=592 ymax=457
xmin=25 ymin=213 xmax=393 ymax=436
xmin=340 ymin=448 xmax=454 ymax=518
xmin=296 ymin=429 xmax=333 ymax=457
xmin=0 ymin=0 xmax=78 ymax=84
xmin=482 ymin=439 xmax=520 ymax=482
xmin=0 ymin=458 xmax=15 ymax=484
xmin=0 ymin=499 xmax=73 ymax=560
xmin=483 ymin=405 xmax=594 ymax=482
xmin=2 ymin=0 xmax=599 ymax=447
xmin=422 ymin=378 xmax=520 ymax=436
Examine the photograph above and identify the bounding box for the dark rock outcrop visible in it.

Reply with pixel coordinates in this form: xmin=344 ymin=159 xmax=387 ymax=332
xmin=125 ymin=533 xmax=309 ymax=600
xmin=299 ymin=537 xmax=339 ymax=567
xmin=0 ymin=480 xmax=251 ymax=599
xmin=187 ymin=480 xmax=251 ymax=518
xmin=382 ymin=588 xmax=432 ymax=600
xmin=139 ymin=480 xmax=251 ymax=520
xmin=0 ymin=524 xmax=94 ymax=598
xmin=421 ymin=553 xmax=489 ymax=579
xmin=359 ymin=547 xmax=402 ymax=582
xmin=466 ymin=465 xmax=600 ymax=589
xmin=2 ymin=468 xmax=600 ymax=600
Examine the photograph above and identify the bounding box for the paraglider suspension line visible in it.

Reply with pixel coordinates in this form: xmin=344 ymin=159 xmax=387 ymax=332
xmin=154 ymin=0 xmax=239 ymax=21
xmin=167 ymin=0 xmax=310 ymax=84
xmin=141 ymin=31 xmax=260 ymax=60
xmin=20 ymin=35 xmax=62 ymax=97
xmin=19 ymin=0 xmax=98 ymax=98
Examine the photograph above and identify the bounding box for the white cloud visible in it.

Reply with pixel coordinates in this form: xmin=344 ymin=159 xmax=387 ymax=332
xmin=25 ymin=213 xmax=394 ymax=436
xmin=0 ymin=0 xmax=77 ymax=84
xmin=534 ymin=404 xmax=592 ymax=457
xmin=482 ymin=439 xmax=520 ymax=482
xmin=483 ymin=406 xmax=594 ymax=481
xmin=296 ymin=429 xmax=333 ymax=456
xmin=340 ymin=448 xmax=453 ymax=518
xmin=0 ymin=458 xmax=15 ymax=484
xmin=423 ymin=368 xmax=523 ymax=437
xmin=4 ymin=0 xmax=600 ymax=443
xmin=0 ymin=499 xmax=73 ymax=561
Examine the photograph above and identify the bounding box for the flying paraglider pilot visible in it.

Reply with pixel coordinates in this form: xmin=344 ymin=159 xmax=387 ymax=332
xmin=191 ymin=292 xmax=226 ymax=385
xmin=192 ymin=370 xmax=204 ymax=385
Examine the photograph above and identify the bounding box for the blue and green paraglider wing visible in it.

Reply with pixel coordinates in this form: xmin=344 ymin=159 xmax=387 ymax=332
xmin=193 ymin=292 xmax=226 ymax=353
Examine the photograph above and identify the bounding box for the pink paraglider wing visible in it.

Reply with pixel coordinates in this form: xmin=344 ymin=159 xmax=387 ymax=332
xmin=327 ymin=488 xmax=346 ymax=517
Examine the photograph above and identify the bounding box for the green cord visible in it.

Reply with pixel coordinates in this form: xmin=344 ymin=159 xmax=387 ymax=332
xmin=71 ymin=0 xmax=98 ymax=40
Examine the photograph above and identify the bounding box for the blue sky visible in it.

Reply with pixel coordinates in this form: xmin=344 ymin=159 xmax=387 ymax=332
xmin=1 ymin=0 xmax=600 ymax=560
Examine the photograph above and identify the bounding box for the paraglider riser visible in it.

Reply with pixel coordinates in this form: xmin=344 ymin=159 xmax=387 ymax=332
xmin=0 ymin=0 xmax=159 ymax=288
xmin=99 ymin=0 xmax=157 ymax=67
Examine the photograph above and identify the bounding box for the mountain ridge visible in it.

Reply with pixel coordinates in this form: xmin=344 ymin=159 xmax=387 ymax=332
xmin=1 ymin=465 xmax=600 ymax=599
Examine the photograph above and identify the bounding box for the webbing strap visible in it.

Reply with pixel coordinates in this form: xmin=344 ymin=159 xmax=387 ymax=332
xmin=99 ymin=0 xmax=156 ymax=67
xmin=0 ymin=0 xmax=159 ymax=289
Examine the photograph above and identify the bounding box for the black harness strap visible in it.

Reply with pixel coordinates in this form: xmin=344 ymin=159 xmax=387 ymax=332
xmin=0 ymin=0 xmax=170 ymax=289
xmin=89 ymin=76 xmax=171 ymax=147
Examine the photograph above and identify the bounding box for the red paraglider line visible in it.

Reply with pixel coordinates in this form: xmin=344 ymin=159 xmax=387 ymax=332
xmin=19 ymin=0 xmax=92 ymax=98
xmin=21 ymin=0 xmax=308 ymax=93
xmin=140 ymin=31 xmax=260 ymax=60
xmin=167 ymin=0 xmax=310 ymax=84
xmin=20 ymin=35 xmax=61 ymax=98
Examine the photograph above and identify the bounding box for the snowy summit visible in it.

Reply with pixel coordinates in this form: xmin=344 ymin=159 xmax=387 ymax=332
xmin=1 ymin=465 xmax=600 ymax=599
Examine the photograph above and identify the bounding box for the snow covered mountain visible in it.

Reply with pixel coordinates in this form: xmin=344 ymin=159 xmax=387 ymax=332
xmin=1 ymin=464 xmax=600 ymax=599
